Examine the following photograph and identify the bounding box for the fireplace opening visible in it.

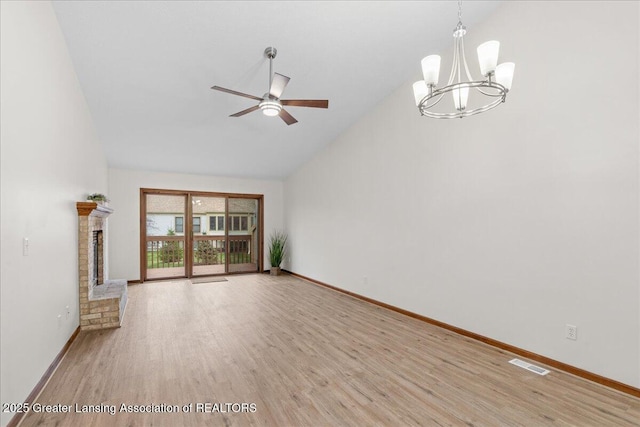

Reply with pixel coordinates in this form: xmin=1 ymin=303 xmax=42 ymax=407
xmin=92 ymin=230 xmax=104 ymax=286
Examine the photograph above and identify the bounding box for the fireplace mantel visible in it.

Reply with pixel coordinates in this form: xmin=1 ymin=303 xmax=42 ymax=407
xmin=76 ymin=201 xmax=114 ymax=217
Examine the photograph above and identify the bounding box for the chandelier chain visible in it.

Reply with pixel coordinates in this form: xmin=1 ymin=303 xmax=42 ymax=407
xmin=458 ymin=0 xmax=463 ymax=25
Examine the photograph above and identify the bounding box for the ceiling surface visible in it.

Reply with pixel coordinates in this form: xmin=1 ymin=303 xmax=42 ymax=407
xmin=52 ymin=1 xmax=501 ymax=179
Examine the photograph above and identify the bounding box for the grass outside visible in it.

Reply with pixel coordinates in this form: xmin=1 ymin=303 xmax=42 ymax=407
xmin=147 ymin=251 xmax=251 ymax=268
xmin=147 ymin=251 xmax=184 ymax=268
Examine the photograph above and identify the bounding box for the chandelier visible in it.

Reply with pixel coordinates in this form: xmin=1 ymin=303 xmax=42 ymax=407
xmin=412 ymin=1 xmax=515 ymax=119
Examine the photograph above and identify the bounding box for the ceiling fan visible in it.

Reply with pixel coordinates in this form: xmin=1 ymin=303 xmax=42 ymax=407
xmin=211 ymin=47 xmax=329 ymax=125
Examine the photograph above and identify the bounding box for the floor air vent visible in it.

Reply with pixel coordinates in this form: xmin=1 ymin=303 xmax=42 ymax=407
xmin=509 ymin=358 xmax=550 ymax=376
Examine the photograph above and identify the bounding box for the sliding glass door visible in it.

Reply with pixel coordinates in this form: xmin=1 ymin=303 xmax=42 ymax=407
xmin=191 ymin=195 xmax=226 ymax=276
xmin=141 ymin=189 xmax=263 ymax=281
xmin=144 ymin=193 xmax=188 ymax=280
xmin=228 ymin=198 xmax=259 ymax=273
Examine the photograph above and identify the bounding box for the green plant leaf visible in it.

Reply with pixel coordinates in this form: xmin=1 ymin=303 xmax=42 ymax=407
xmin=268 ymin=230 xmax=288 ymax=267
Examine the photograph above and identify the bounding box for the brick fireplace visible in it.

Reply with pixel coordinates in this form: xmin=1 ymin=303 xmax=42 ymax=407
xmin=76 ymin=202 xmax=127 ymax=331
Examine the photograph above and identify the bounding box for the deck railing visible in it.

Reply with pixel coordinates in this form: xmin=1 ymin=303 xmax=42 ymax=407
xmin=146 ymin=234 xmax=252 ymax=269
xmin=193 ymin=235 xmax=225 ymax=266
xmin=227 ymin=235 xmax=252 ymax=265
xmin=146 ymin=236 xmax=185 ymax=268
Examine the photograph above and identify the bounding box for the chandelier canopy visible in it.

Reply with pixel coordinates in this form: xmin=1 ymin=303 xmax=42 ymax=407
xmin=413 ymin=1 xmax=515 ymax=119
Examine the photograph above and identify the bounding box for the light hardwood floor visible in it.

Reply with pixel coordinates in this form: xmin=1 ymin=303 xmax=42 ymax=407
xmin=21 ymin=274 xmax=640 ymax=426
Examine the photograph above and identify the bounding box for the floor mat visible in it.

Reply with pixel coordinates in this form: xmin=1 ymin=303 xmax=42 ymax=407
xmin=190 ymin=277 xmax=228 ymax=284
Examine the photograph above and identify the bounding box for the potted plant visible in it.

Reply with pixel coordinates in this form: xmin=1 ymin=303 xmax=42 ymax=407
xmin=268 ymin=230 xmax=287 ymax=276
xmin=87 ymin=193 xmax=109 ymax=205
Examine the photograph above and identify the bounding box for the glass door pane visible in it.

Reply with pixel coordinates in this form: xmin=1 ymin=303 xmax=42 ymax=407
xmin=192 ymin=195 xmax=227 ymax=276
xmin=228 ymin=198 xmax=259 ymax=273
xmin=145 ymin=194 xmax=187 ymax=280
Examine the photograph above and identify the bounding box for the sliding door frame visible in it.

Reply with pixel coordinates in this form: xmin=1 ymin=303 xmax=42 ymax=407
xmin=140 ymin=188 xmax=264 ymax=282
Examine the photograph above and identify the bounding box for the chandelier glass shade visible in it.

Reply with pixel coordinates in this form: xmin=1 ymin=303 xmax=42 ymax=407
xmin=413 ymin=1 xmax=515 ymax=119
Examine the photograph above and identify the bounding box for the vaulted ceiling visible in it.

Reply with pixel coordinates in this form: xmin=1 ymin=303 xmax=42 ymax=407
xmin=52 ymin=1 xmax=501 ymax=179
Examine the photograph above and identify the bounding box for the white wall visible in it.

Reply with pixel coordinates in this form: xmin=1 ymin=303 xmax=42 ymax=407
xmin=0 ymin=2 xmax=108 ymax=426
xmin=108 ymin=168 xmax=284 ymax=280
xmin=284 ymin=1 xmax=640 ymax=388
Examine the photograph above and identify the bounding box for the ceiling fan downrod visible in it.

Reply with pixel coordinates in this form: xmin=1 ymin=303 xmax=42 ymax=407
xmin=265 ymin=47 xmax=277 ymax=93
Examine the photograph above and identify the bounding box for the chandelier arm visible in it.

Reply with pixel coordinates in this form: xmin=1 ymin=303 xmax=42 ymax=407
xmin=475 ymin=83 xmax=507 ymax=97
xmin=462 ymin=97 xmax=504 ymax=116
xmin=434 ymin=80 xmax=504 ymax=95
xmin=456 ymin=37 xmax=462 ymax=84
xmin=446 ymin=38 xmax=458 ymax=87
xmin=459 ymin=36 xmax=474 ymax=82
xmin=421 ymin=93 xmax=446 ymax=110
xmin=454 ymin=37 xmax=466 ymax=111
xmin=421 ymin=96 xmax=503 ymax=119
xmin=418 ymin=80 xmax=506 ymax=118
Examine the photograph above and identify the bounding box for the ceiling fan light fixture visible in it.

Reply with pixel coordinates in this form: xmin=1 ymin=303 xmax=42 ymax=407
xmin=259 ymin=99 xmax=282 ymax=116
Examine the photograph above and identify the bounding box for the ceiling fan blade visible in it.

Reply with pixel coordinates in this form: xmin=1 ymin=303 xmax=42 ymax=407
xmin=281 ymin=99 xmax=329 ymax=109
xmin=269 ymin=73 xmax=290 ymax=99
xmin=230 ymin=105 xmax=260 ymax=117
xmin=279 ymin=109 xmax=298 ymax=125
xmin=211 ymin=86 xmax=262 ymax=101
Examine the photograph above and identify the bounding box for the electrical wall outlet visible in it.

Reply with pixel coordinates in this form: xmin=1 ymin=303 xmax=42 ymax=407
xmin=566 ymin=324 xmax=577 ymax=340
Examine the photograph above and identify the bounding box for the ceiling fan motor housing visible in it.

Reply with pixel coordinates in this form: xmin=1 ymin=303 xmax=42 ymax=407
xmin=264 ymin=47 xmax=277 ymax=59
